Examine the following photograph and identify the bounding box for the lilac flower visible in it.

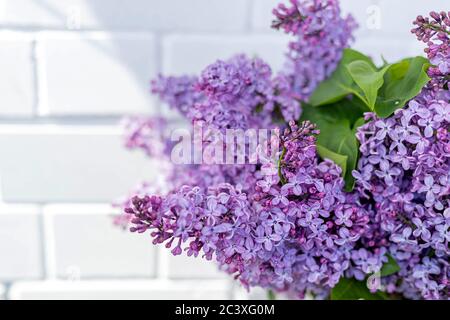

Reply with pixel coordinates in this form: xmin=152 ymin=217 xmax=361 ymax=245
xmin=270 ymin=187 xmax=290 ymax=206
xmin=117 ymin=2 xmax=449 ymax=301
xmin=353 ymin=58 xmax=449 ymax=298
xmin=151 ymin=75 xmax=204 ymax=117
xmin=418 ymin=175 xmax=441 ymax=206
xmin=375 ymin=119 xmax=395 ymax=140
xmin=335 ymin=207 xmax=354 ymax=228
xmin=412 ymin=218 xmax=432 ymax=241
xmin=272 ymin=0 xmax=356 ymax=102
xmin=417 ymin=117 xmax=438 ymax=138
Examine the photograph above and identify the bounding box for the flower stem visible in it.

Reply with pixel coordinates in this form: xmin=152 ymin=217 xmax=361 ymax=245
xmin=425 ymin=23 xmax=450 ymax=36
xmin=267 ymin=290 xmax=277 ymax=300
xmin=278 ymin=147 xmax=287 ymax=185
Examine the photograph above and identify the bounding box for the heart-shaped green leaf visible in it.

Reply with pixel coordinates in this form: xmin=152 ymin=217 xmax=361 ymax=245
xmin=300 ymin=100 xmax=367 ymax=191
xmin=375 ymin=57 xmax=430 ymax=118
xmin=347 ymin=61 xmax=390 ymax=111
xmin=309 ymin=49 xmax=376 ymax=107
xmin=316 ymin=120 xmax=359 ymax=192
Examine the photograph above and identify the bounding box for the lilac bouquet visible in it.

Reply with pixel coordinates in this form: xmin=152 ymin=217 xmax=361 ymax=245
xmin=117 ymin=0 xmax=449 ymax=300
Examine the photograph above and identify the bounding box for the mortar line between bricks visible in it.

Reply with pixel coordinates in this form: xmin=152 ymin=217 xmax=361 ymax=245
xmin=0 ymin=116 xmax=123 ymax=124
xmin=156 ymin=246 xmax=169 ymax=280
xmin=0 ymin=26 xmax=257 ymax=36
xmin=33 ymin=38 xmax=49 ymax=117
xmin=30 ymin=39 xmax=39 ymax=118
xmin=42 ymin=205 xmax=57 ymax=279
xmin=37 ymin=204 xmax=50 ymax=280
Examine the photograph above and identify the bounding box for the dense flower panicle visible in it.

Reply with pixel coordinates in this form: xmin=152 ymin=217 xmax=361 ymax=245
xmin=353 ymin=90 xmax=450 ymax=299
xmin=198 ymin=55 xmax=274 ymax=107
xmin=412 ymin=11 xmax=450 ymax=91
xmin=151 ymin=75 xmax=204 ymax=117
xmin=273 ymin=0 xmax=356 ymax=102
xmin=125 ymin=122 xmax=389 ymax=297
xmin=113 ymin=182 xmax=165 ymax=229
xmin=118 ymin=2 xmax=449 ymax=300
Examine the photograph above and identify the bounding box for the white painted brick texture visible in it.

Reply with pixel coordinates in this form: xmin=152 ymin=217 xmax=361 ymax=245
xmin=38 ymin=32 xmax=158 ymax=116
xmin=162 ymin=34 xmax=289 ymax=76
xmin=0 ymin=0 xmax=251 ymax=32
xmin=43 ymin=204 xmax=156 ymax=279
xmin=0 ymin=0 xmax=437 ymax=299
xmin=0 ymin=205 xmax=43 ymax=280
xmin=8 ymin=280 xmax=232 ymax=300
xmin=0 ymin=125 xmax=158 ymax=202
xmin=0 ymin=33 xmax=35 ymax=117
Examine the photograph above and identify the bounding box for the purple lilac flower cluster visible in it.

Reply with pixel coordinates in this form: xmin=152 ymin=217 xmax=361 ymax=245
xmin=412 ymin=11 xmax=450 ymax=93
xmin=125 ymin=122 xmax=388 ymax=298
xmin=272 ymin=0 xmax=356 ymax=102
xmin=193 ymin=55 xmax=276 ymax=129
xmin=151 ymin=75 xmax=204 ymax=117
xmin=118 ymin=2 xmax=449 ymax=300
xmin=350 ymin=12 xmax=450 ymax=300
xmin=353 ymin=93 xmax=449 ymax=299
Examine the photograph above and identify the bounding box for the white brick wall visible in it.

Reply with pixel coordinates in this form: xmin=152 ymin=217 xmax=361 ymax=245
xmin=0 ymin=33 xmax=35 ymax=117
xmin=38 ymin=32 xmax=158 ymax=116
xmin=0 ymin=0 xmax=441 ymax=299
xmin=0 ymin=125 xmax=159 ymax=202
xmin=0 ymin=204 xmax=43 ymax=280
xmin=8 ymin=280 xmax=232 ymax=300
xmin=43 ymin=204 xmax=156 ymax=279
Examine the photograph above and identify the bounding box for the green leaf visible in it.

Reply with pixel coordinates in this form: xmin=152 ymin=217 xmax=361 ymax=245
xmin=331 ymin=277 xmax=389 ymax=300
xmin=310 ymin=51 xmax=430 ymax=119
xmin=380 ymin=254 xmax=400 ymax=277
xmin=347 ymin=61 xmax=390 ymax=110
xmin=300 ymin=100 xmax=368 ymax=191
xmin=301 ymin=98 xmax=369 ymax=128
xmin=267 ymin=290 xmax=277 ymax=300
xmin=375 ymin=57 xmax=430 ymax=118
xmin=309 ymin=49 xmax=376 ymax=107
xmin=316 ymin=120 xmax=359 ymax=192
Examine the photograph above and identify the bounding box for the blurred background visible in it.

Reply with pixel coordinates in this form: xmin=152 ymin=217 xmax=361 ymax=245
xmin=0 ymin=0 xmax=447 ymax=300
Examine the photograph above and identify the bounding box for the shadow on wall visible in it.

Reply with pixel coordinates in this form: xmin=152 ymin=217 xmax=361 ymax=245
xmin=22 ymin=0 xmax=254 ymax=117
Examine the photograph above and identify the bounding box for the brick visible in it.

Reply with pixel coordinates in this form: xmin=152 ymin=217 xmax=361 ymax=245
xmin=43 ymin=204 xmax=156 ymax=279
xmin=38 ymin=32 xmax=157 ymax=116
xmin=0 ymin=0 xmax=250 ymax=32
xmin=167 ymin=253 xmax=225 ymax=279
xmin=8 ymin=280 xmax=232 ymax=300
xmin=0 ymin=125 xmax=160 ymax=202
xmin=0 ymin=204 xmax=43 ymax=280
xmin=0 ymin=32 xmax=35 ymax=117
xmin=162 ymin=34 xmax=289 ymax=76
